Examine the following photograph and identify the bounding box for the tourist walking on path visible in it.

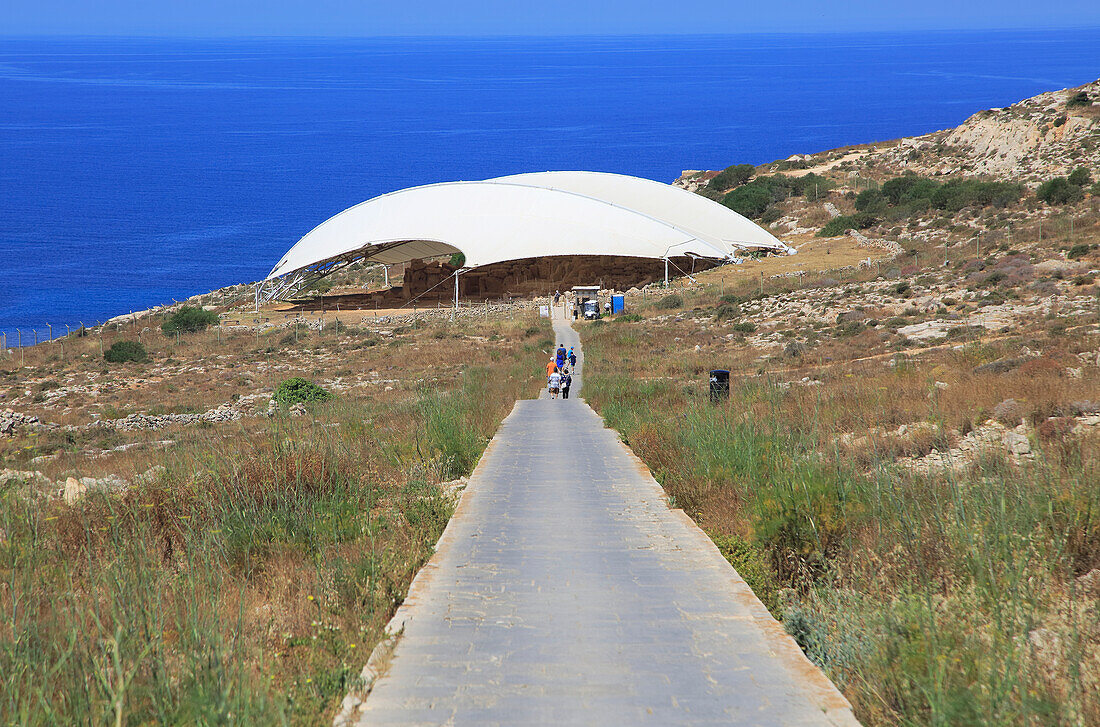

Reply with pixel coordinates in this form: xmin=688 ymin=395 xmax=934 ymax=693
xmin=545 ymin=357 xmax=557 ymax=378
xmin=548 ymin=369 xmax=561 ymax=399
xmin=561 ymin=369 xmax=572 ymax=399
xmin=568 ymin=347 xmax=576 ymax=368
xmin=555 ymin=344 xmax=566 ymax=369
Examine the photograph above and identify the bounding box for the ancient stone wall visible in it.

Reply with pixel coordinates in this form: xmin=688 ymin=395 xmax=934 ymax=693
xmin=292 ymin=255 xmax=716 ymax=310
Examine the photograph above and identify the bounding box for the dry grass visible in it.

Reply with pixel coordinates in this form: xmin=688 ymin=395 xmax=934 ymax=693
xmin=1 ymin=311 xmax=549 ymax=724
xmin=580 ymin=234 xmax=1100 ymax=725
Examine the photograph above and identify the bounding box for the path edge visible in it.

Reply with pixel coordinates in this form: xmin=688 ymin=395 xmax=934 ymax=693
xmin=332 ymin=400 xmax=523 ymax=726
xmin=596 ymin=405 xmax=862 ymax=727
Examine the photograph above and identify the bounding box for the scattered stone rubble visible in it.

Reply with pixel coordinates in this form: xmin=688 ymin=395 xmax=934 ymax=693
xmin=0 ymin=464 xmax=166 ymax=505
xmin=1 ymin=409 xmax=41 ymax=437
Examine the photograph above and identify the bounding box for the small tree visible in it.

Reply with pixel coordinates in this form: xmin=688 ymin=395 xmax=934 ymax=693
xmin=273 ymin=377 xmax=333 ymax=408
xmin=449 ymin=252 xmax=466 ymax=268
xmin=1067 ymin=91 xmax=1091 ymax=108
xmin=104 ymin=340 xmax=149 ymax=363
xmin=709 ymin=164 xmax=756 ymax=191
xmin=655 ymin=293 xmax=683 ymax=309
xmin=1067 ymin=167 xmax=1092 ymax=187
xmin=855 ymin=188 xmax=887 ymax=213
xmin=162 ymin=306 xmax=219 ymax=335
xmin=1037 ymin=177 xmax=1084 ymax=205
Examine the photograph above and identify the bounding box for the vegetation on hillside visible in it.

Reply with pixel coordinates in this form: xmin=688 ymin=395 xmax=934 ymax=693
xmin=103 ymin=339 xmax=149 ymax=363
xmin=161 ymin=305 xmax=220 ymax=334
xmin=0 ymin=312 xmax=548 ymax=724
xmin=578 ymin=245 xmax=1100 ymax=725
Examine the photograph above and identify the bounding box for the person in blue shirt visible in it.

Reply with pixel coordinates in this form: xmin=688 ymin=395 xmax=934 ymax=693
xmin=568 ymin=348 xmax=576 ymax=368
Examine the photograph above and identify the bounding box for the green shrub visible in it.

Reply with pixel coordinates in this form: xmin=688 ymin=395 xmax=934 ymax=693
xmin=1067 ymin=167 xmax=1092 ymax=187
xmin=1067 ymin=90 xmax=1091 ymax=108
xmin=1037 ymin=176 xmax=1084 ymax=205
xmin=613 ymin=313 xmax=644 ymax=323
xmin=272 ymin=377 xmax=333 ymax=408
xmin=882 ymin=174 xmax=938 ymax=205
xmin=161 ymin=306 xmax=219 ymax=335
xmin=722 ymin=181 xmax=776 ymax=218
xmin=714 ymin=302 xmax=740 ymax=320
xmin=448 ymin=252 xmax=466 ymax=268
xmin=854 ymin=188 xmax=887 ymax=213
xmin=818 ymin=212 xmax=877 ymax=237
xmin=655 ymin=294 xmax=683 ymax=309
xmin=103 ymin=340 xmax=149 ymax=363
xmin=710 ymin=533 xmax=781 ymax=616
xmin=1068 ymin=243 xmax=1091 ymax=260
xmin=1091 ymin=181 xmax=1100 ymax=197
xmin=721 ymin=174 xmax=835 ymax=219
xmin=709 ymin=163 xmax=755 ymax=190
xmin=760 ymin=206 xmax=782 ymax=224
xmin=930 ymin=179 xmax=1022 ymax=211
xmin=732 ymin=322 xmax=757 ymax=333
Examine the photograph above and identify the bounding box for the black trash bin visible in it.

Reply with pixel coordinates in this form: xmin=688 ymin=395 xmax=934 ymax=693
xmin=709 ymin=369 xmax=730 ymax=402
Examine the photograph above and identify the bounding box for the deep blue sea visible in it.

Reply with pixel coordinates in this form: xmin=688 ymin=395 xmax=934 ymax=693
xmin=2 ymin=31 xmax=1099 ymax=341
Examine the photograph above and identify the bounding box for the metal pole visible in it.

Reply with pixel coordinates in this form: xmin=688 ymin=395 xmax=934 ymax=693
xmin=664 ymin=258 xmax=668 ymax=287
xmin=384 ymin=266 xmax=389 ymax=287
xmin=452 ymin=271 xmax=460 ymax=321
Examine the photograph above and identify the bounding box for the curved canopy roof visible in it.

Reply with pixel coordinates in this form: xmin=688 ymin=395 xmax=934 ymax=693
xmin=490 ymin=171 xmax=787 ymax=256
xmin=264 ymin=173 xmax=789 ymax=295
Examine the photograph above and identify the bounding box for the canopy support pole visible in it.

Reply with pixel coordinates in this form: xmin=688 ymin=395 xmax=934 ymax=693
xmin=452 ymin=271 xmax=460 ymax=322
xmin=664 ymin=257 xmax=669 ymax=287
xmin=384 ymin=265 xmax=389 ymax=287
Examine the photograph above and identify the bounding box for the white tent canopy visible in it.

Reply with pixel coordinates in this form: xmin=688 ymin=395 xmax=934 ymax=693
xmin=259 ymin=172 xmax=790 ymax=303
xmin=490 ymin=171 xmax=787 ymax=257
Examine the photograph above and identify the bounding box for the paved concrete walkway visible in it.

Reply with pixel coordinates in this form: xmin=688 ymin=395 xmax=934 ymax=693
xmin=343 ymin=305 xmax=857 ymax=726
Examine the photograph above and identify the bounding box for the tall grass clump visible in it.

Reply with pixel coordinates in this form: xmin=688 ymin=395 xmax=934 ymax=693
xmin=579 ymin=319 xmax=1100 ymax=726
xmin=0 ymin=321 xmax=545 ymax=724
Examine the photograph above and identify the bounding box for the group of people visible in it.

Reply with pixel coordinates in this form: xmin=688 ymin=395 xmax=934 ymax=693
xmin=546 ymin=343 xmax=577 ymax=400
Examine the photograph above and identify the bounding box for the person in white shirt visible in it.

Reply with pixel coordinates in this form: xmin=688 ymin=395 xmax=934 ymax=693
xmin=548 ymin=370 xmax=561 ymax=399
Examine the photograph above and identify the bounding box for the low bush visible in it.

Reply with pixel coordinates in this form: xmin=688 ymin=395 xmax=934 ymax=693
xmin=721 ymin=173 xmax=835 ymax=219
xmin=161 ymin=306 xmax=219 ymax=335
xmin=710 ymin=533 xmax=781 ymax=616
xmin=655 ymin=293 xmax=684 ymax=309
xmin=1067 ymin=90 xmax=1091 ymax=108
xmin=876 ymin=174 xmax=1022 ymax=214
xmin=1068 ymin=243 xmax=1091 ymax=260
xmin=854 ymin=188 xmax=887 ymax=213
xmin=272 ymin=377 xmax=334 ymax=408
xmin=731 ymin=322 xmax=757 ymax=333
xmin=1037 ymin=176 xmax=1084 ymax=205
xmin=708 ymin=163 xmax=755 ymax=190
xmin=714 ymin=302 xmax=741 ymax=320
xmin=613 ymin=313 xmax=644 ymax=323
xmin=1067 ymin=166 xmax=1092 ymax=187
xmin=103 ymin=340 xmax=149 ymax=363
xmin=818 ymin=212 xmax=877 ymax=237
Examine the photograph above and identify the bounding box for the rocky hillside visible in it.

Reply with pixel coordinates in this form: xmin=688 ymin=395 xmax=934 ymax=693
xmin=678 ymin=78 xmax=1100 ymax=189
